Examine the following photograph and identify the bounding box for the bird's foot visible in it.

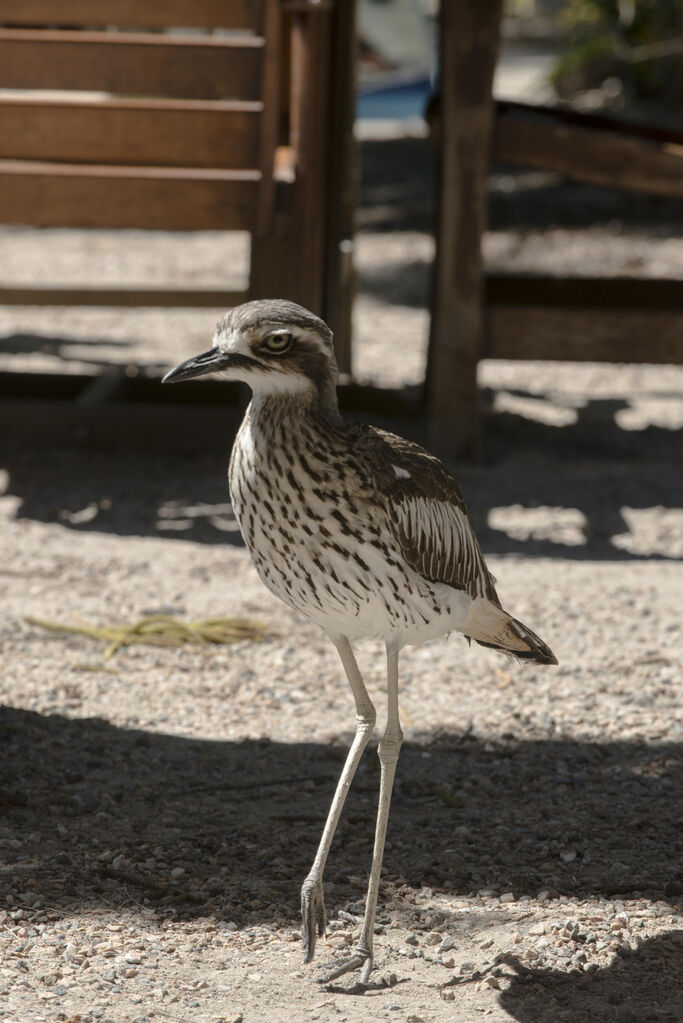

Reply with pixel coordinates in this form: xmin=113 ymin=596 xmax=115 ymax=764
xmin=301 ymin=875 xmax=327 ymax=964
xmin=319 ymin=942 xmax=373 ymax=986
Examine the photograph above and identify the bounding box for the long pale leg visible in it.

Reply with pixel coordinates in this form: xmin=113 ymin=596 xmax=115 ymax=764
xmin=322 ymin=641 xmax=403 ymax=984
xmin=301 ymin=634 xmax=377 ymax=963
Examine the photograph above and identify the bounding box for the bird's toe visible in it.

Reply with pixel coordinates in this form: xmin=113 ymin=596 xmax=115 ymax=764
xmin=319 ymin=943 xmax=373 ymax=985
xmin=301 ymin=875 xmax=327 ymax=963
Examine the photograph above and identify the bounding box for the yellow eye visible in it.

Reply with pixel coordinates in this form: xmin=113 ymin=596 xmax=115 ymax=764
xmin=263 ymin=332 xmax=293 ymax=354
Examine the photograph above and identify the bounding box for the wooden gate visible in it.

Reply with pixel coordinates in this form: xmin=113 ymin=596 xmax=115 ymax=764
xmin=0 ymin=0 xmax=355 ymax=365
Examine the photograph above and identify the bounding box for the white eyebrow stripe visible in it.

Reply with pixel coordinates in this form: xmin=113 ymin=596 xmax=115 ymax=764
xmin=392 ymin=465 xmax=411 ymax=479
xmin=220 ymin=328 xmax=246 ymax=353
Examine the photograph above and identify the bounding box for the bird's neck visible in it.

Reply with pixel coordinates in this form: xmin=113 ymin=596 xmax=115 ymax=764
xmin=247 ymin=385 xmax=344 ymax=435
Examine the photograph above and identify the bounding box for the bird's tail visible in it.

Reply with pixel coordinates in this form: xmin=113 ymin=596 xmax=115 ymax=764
xmin=465 ymin=601 xmax=558 ymax=665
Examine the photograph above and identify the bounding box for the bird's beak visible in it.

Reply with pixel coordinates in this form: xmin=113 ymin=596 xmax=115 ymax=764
xmin=162 ymin=347 xmax=232 ymax=384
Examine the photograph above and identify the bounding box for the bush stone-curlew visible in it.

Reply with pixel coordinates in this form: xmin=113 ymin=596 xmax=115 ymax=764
xmin=163 ymin=299 xmax=557 ymax=984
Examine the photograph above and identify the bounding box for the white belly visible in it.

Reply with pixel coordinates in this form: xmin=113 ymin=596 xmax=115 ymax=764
xmin=234 ymin=488 xmax=470 ymax=644
xmin=228 ymin=415 xmax=471 ymax=645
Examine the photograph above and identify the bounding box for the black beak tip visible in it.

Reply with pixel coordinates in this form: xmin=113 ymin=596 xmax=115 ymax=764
xmin=160 ymin=348 xmax=223 ymax=385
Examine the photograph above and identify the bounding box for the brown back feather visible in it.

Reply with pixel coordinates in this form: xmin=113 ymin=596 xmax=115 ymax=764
xmin=355 ymin=427 xmax=500 ymax=605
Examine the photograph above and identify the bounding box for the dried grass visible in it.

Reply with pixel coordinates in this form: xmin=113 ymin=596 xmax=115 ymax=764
xmin=25 ymin=613 xmax=271 ymax=659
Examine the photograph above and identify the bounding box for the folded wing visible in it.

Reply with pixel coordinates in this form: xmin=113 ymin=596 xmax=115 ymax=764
xmin=362 ymin=428 xmax=500 ymax=604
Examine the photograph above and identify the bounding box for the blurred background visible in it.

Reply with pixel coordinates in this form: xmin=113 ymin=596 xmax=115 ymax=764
xmin=359 ymin=0 xmax=683 ymax=120
xmin=1 ymin=10 xmax=681 ymax=1019
xmin=0 ymin=0 xmax=681 ymax=550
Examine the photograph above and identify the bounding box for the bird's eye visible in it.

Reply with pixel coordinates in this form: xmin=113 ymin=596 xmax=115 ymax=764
xmin=263 ymin=332 xmax=293 ymax=354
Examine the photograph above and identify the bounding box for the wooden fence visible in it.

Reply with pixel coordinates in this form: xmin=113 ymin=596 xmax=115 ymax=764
xmin=0 ymin=0 xmax=355 ymax=364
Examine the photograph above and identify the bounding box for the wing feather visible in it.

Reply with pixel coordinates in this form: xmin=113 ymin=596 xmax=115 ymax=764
xmin=395 ymin=495 xmax=497 ymax=601
xmin=358 ymin=427 xmax=500 ymax=604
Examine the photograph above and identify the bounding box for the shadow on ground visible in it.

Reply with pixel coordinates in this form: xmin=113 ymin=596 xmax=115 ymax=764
xmin=357 ymin=135 xmax=683 ymax=236
xmin=0 ymin=332 xmax=152 ymax=374
xmin=497 ymin=932 xmax=683 ymax=1023
xmin=1 ymin=707 xmax=681 ymax=927
xmin=1 ymin=385 xmax=680 ymax=558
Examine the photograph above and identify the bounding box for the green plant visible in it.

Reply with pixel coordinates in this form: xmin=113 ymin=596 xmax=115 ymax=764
xmin=553 ymin=0 xmax=683 ymax=106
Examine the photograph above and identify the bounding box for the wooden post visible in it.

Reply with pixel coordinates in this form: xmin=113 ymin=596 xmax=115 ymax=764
xmin=250 ymin=2 xmax=331 ymax=315
xmin=250 ymin=1 xmax=356 ymax=370
xmin=321 ymin=0 xmax=357 ymax=373
xmin=427 ymin=0 xmax=503 ymax=460
xmin=288 ymin=7 xmax=331 ymax=314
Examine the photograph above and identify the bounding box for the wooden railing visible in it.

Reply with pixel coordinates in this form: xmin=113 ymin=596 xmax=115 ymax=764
xmin=0 ymin=0 xmax=355 ymax=360
xmin=428 ymin=1 xmax=683 ymax=459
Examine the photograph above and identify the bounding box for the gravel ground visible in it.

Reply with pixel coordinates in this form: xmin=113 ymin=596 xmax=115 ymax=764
xmin=1 ymin=130 xmax=682 ymax=1022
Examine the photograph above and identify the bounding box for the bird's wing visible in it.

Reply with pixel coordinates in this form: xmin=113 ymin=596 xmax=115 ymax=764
xmin=358 ymin=427 xmax=500 ymax=604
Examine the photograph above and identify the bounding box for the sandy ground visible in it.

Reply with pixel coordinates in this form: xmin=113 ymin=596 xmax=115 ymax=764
xmin=1 ymin=131 xmax=682 ymax=1022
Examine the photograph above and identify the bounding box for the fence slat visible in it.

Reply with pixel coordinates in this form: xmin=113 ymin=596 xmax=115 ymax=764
xmin=0 ymin=29 xmax=262 ymax=99
xmin=492 ymin=109 xmax=683 ymax=199
xmin=485 ymin=275 xmax=683 ymax=311
xmin=0 ymin=0 xmax=261 ymax=29
xmin=486 ymin=307 xmax=683 ymax=364
xmin=0 ymin=160 xmax=259 ymax=230
xmin=0 ymin=285 xmax=249 ymax=307
xmin=0 ymin=97 xmax=260 ymax=168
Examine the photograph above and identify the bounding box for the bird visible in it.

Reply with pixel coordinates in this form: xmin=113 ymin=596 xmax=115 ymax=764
xmin=163 ymin=298 xmax=557 ymax=985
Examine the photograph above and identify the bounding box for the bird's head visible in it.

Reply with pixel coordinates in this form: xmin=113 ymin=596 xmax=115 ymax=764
xmin=162 ymin=299 xmax=338 ymax=408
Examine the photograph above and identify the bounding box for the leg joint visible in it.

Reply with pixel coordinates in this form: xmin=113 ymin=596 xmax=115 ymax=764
xmin=377 ymin=728 xmax=403 ymax=763
xmin=301 ymin=874 xmax=318 ymax=896
xmin=355 ymin=703 xmax=377 ymax=731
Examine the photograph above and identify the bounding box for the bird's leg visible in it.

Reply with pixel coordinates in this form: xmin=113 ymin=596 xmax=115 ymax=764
xmin=301 ymin=634 xmax=376 ymax=964
xmin=322 ymin=642 xmax=403 ymax=985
